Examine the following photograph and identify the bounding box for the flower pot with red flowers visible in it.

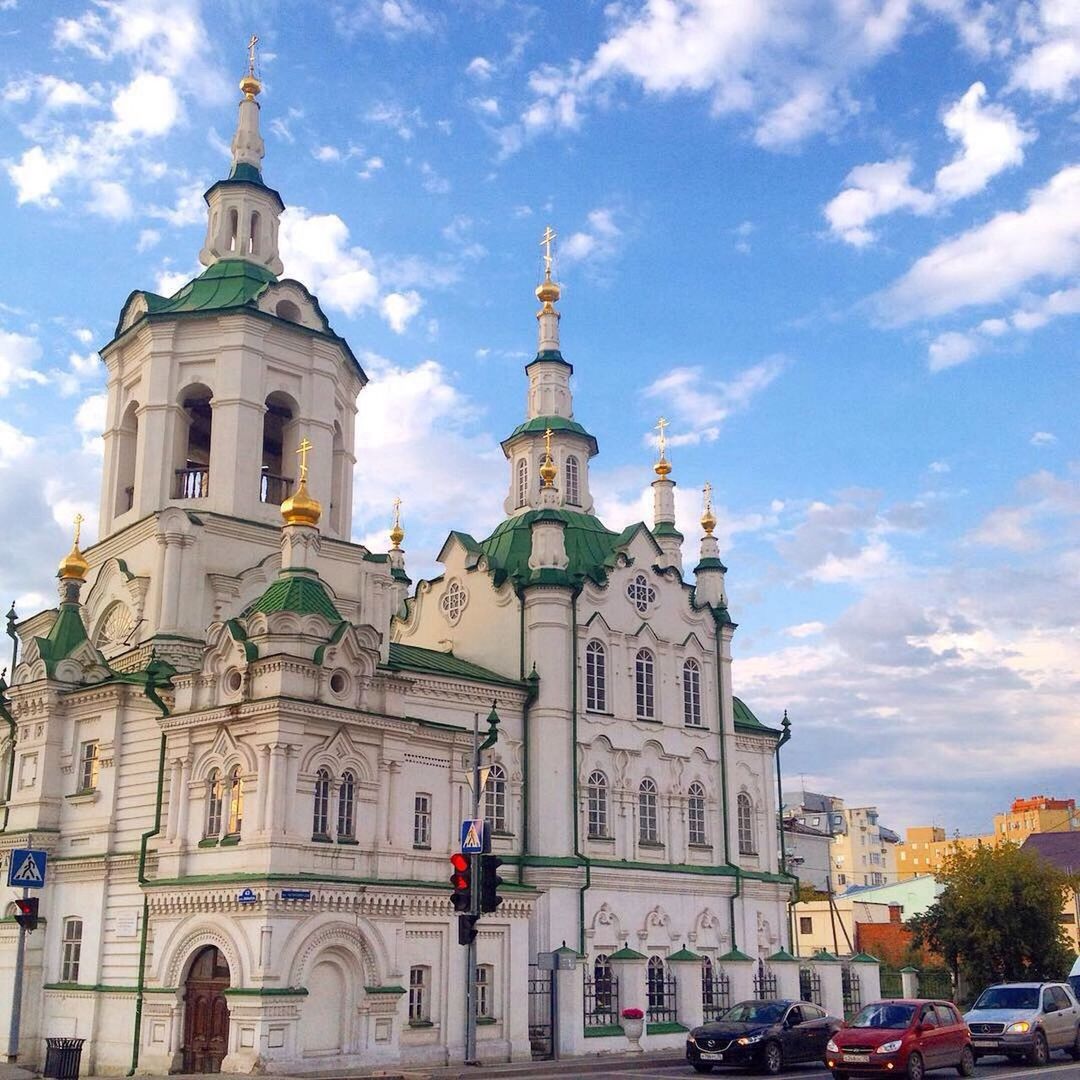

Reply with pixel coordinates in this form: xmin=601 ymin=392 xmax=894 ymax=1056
xmin=622 ymin=1007 xmax=645 ymax=1050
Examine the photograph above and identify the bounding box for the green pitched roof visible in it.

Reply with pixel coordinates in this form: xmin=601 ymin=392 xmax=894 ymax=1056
xmin=733 ymin=696 xmax=782 ymax=738
xmin=767 ymin=948 xmax=798 ymax=962
xmin=502 ymin=415 xmax=599 ymax=456
xmin=249 ymin=571 xmax=342 ymax=622
xmin=477 ymin=509 xmax=624 ymax=588
xmin=667 ymin=947 xmax=703 ymax=962
xmin=34 ymin=603 xmax=90 ymax=676
xmin=607 ymin=944 xmax=646 ymax=960
xmin=143 ymin=259 xmax=278 ymax=317
xmin=716 ymin=948 xmax=754 ymax=962
xmin=229 ymin=162 xmax=265 ymax=184
xmin=385 ymin=643 xmax=523 ymax=688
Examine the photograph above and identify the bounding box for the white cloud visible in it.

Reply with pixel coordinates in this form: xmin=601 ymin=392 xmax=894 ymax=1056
xmin=334 ymin=0 xmax=434 ymax=37
xmin=1008 ymin=0 xmax=1080 ymax=101
xmin=380 ymin=290 xmax=422 ymax=333
xmin=88 ymin=179 xmax=133 ymax=220
xmin=927 ymin=330 xmax=980 ymax=372
xmin=560 ymin=208 xmax=623 ymax=265
xmin=0 ymin=329 xmax=46 ymax=394
xmin=358 ymin=156 xmax=384 ymax=180
xmin=7 ymin=144 xmax=77 ymax=207
xmin=785 ymin=620 xmax=826 ymax=639
xmin=313 ymin=145 xmax=341 ymax=162
xmin=111 ymin=71 xmax=181 ymax=138
xmin=2 ymin=74 xmax=97 ymax=111
xmin=878 ymin=165 xmax=1080 ymax=323
xmin=466 ymin=56 xmax=494 ymax=80
xmin=1030 ymin=431 xmax=1057 ymax=446
xmin=0 ymin=419 xmax=35 ymax=468
xmin=469 ymin=96 xmax=500 ymax=117
xmin=367 ymin=102 xmax=419 ymax=140
xmin=824 ymin=83 xmax=1032 ymax=246
xmin=420 ymin=162 xmax=450 ymax=194
xmin=75 ymin=391 xmax=108 ymax=454
xmin=645 ymin=356 xmax=787 ymax=444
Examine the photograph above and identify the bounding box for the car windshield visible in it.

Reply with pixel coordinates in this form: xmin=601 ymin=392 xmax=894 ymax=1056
xmin=721 ymin=1002 xmax=786 ymax=1024
xmin=973 ymin=987 xmax=1039 ymax=1011
xmin=850 ymin=1004 xmax=917 ymax=1029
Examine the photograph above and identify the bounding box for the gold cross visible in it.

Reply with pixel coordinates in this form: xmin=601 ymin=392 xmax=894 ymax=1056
xmin=73 ymin=512 xmax=84 ymax=547
xmin=296 ymin=437 xmax=313 ymax=482
xmin=656 ymin=416 xmax=669 ymax=460
xmin=540 ymin=226 xmax=557 ymax=276
xmin=392 ymin=496 xmax=402 ymax=528
xmin=543 ymin=426 xmax=553 ymax=459
xmin=247 ymin=34 xmax=259 ymax=78
xmin=702 ymin=481 xmax=713 ymax=512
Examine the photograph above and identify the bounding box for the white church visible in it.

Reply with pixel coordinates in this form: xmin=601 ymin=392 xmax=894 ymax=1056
xmin=0 ymin=56 xmax=800 ymax=1074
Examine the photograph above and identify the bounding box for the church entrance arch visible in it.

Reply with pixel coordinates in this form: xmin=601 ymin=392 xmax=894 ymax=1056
xmin=181 ymin=945 xmax=231 ymax=1073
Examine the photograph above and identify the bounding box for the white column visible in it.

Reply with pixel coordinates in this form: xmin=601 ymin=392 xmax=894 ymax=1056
xmin=555 ymin=953 xmax=588 ymax=1057
xmin=814 ymin=960 xmax=845 ymax=1018
xmin=266 ymin=744 xmax=285 ymax=837
xmin=721 ymin=955 xmax=755 ymax=1003
xmin=255 ymin=744 xmax=270 ymax=832
xmin=669 ymin=953 xmax=704 ymax=1031
xmin=852 ymin=957 xmax=881 ymax=1006
xmin=165 ymin=758 xmax=183 ymax=841
xmin=175 ymin=758 xmax=192 ymax=844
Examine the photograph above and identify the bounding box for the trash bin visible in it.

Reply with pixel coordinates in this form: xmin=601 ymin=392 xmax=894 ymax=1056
xmin=43 ymin=1037 xmax=85 ymax=1079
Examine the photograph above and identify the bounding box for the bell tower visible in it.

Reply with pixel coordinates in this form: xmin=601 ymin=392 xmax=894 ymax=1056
xmin=96 ymin=39 xmax=365 ymax=543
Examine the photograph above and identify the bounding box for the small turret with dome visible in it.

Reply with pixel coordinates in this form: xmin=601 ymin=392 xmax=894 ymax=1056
xmin=694 ymin=482 xmax=730 ymax=613
xmin=650 ymin=417 xmax=684 ymax=573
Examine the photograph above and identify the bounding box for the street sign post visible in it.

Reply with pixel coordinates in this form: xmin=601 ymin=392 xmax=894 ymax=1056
xmin=6 ymin=848 xmax=47 ymax=1063
xmin=7 ymin=849 xmax=46 ymax=888
xmin=460 ymin=818 xmax=486 ymax=854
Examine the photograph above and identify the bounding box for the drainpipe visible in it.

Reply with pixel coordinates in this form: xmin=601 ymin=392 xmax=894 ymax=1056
xmin=1 ymin=604 xmax=19 ymax=832
xmin=128 ymin=669 xmax=171 ymax=1076
xmin=570 ymin=589 xmax=591 ymax=955
xmin=714 ymin=628 xmax=741 ymax=949
xmin=774 ymin=711 xmax=799 ymax=953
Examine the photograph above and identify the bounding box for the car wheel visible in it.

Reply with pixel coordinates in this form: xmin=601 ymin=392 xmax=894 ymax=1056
xmin=957 ymin=1046 xmax=975 ymax=1077
xmin=692 ymin=1066 xmax=714 ymax=1075
xmin=761 ymin=1040 xmax=784 ymax=1075
xmin=1029 ymin=1031 xmax=1049 ymax=1067
xmin=1070 ymin=1029 xmax=1080 ymax=1062
xmin=906 ymin=1050 xmax=925 ymax=1080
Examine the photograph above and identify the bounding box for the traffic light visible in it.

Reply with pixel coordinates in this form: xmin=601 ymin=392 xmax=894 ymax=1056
xmin=449 ymin=852 xmax=473 ymax=913
xmin=13 ymin=896 xmax=38 ymax=932
xmin=457 ymin=913 xmax=478 ymax=945
xmin=479 ymin=854 xmax=504 ymax=914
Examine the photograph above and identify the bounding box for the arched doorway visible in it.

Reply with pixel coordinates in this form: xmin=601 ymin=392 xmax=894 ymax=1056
xmin=182 ymin=945 xmax=231 ymax=1073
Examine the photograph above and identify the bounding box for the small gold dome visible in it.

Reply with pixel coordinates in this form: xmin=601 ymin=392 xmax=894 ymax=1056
xmin=539 ymin=455 xmax=558 ymax=487
xmin=701 ymin=506 xmax=717 ymax=536
xmin=240 ymin=73 xmax=262 ymax=100
xmin=654 ymin=458 xmax=672 ymax=477
xmin=535 ymin=278 xmax=561 ymax=305
xmin=390 ymin=522 xmax=405 ymax=549
xmin=281 ymin=478 xmax=322 ymax=527
xmin=58 ymin=542 xmax=89 ymax=583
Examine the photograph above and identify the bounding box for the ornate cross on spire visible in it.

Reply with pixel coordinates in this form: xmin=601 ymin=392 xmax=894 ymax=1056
xmin=247 ymin=34 xmax=259 ymax=77
xmin=540 ymin=226 xmax=557 ymax=278
xmin=73 ymin=512 xmax=84 ymax=548
xmin=703 ymin=481 xmax=713 ymax=513
xmin=543 ymin=426 xmax=553 ymax=459
xmin=296 ymin=437 xmax=313 ymax=483
xmin=656 ymin=417 xmax=669 ymax=461
xmin=390 ymin=497 xmax=404 ymax=549
xmin=539 ymin=426 xmax=558 ymax=488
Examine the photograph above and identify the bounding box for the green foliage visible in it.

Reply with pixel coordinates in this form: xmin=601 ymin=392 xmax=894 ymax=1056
xmin=909 ymin=842 xmax=1073 ymax=990
xmin=797 ymin=882 xmax=829 ymax=903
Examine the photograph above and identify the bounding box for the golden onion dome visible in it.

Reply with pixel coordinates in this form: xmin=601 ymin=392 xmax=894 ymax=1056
xmin=654 ymin=457 xmax=672 ymax=478
xmin=390 ymin=522 xmax=405 ymax=549
xmin=57 ymin=542 xmax=89 ymax=583
xmin=701 ymin=505 xmax=717 ymax=536
xmin=535 ymin=277 xmax=561 ymax=305
xmin=240 ymin=73 xmax=262 ymax=100
xmin=539 ymin=455 xmax=558 ymax=487
xmin=281 ymin=478 xmax=322 ymax=527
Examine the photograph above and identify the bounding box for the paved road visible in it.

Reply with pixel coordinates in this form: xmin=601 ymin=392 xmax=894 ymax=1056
xmin=509 ymin=1058 xmax=1080 ymax=1079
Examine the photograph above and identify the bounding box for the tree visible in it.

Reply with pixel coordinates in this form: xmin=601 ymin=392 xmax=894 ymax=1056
xmin=909 ymin=842 xmax=1073 ymax=992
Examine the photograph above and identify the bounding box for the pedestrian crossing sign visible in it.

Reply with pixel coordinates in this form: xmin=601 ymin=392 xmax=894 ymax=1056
xmin=460 ymin=818 xmax=487 ymax=854
xmin=7 ymin=848 xmax=47 ymax=888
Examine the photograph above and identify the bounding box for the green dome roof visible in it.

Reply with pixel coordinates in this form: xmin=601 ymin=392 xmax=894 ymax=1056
xmin=501 ymin=415 xmax=598 ymax=456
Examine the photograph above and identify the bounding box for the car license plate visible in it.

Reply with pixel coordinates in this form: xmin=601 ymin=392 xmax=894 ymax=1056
xmin=844 ymin=1054 xmax=871 ymax=1063
xmin=973 ymin=1040 xmax=996 ymax=1048
xmin=700 ymin=1051 xmax=724 ymax=1061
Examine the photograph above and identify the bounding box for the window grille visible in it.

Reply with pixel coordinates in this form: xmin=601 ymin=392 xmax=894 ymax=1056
xmin=205 ymin=770 xmax=223 ymax=837
xmin=226 ymin=766 xmax=243 ymax=835
xmin=737 ymin=792 xmax=756 ymax=854
xmin=78 ymin=741 xmax=99 ymax=792
xmin=682 ymin=658 xmax=702 ymax=726
xmin=586 ymin=771 xmax=608 ymax=838
xmin=647 ymin=956 xmax=677 ymax=1022
xmin=688 ymin=782 xmax=707 ymax=845
xmin=485 ymin=763 xmax=507 ymax=832
xmin=626 ymin=573 xmax=657 ymax=613
xmin=565 ymin=454 xmax=580 ymax=505
xmin=639 ymin=777 xmax=659 ymax=843
xmin=585 ymin=640 xmax=607 ymax=711
xmin=409 ymin=966 xmax=429 ymax=1023
xmin=313 ymin=768 xmax=331 ymax=838
xmin=635 ymin=649 xmax=655 ymax=720
xmin=337 ymin=771 xmax=355 ymax=839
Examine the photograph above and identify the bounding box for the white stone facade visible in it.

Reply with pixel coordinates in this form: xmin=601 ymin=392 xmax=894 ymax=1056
xmin=0 ymin=80 xmax=794 ymax=1074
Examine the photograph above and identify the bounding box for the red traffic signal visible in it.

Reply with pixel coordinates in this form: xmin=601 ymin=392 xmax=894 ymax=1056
xmin=449 ymin=852 xmax=472 ymax=913
xmin=13 ymin=896 xmax=39 ymax=931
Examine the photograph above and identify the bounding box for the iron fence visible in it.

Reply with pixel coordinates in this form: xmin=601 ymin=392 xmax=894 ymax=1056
xmin=527 ymin=964 xmax=554 ymax=1059
xmin=880 ymin=968 xmax=903 ymax=998
xmin=754 ymin=961 xmax=778 ymax=1000
xmin=800 ymin=966 xmax=823 ymax=1006
xmin=920 ymin=969 xmax=954 ymax=1000
xmin=583 ymin=970 xmax=620 ymax=1028
xmin=647 ymin=971 xmax=678 ymax=1024
xmin=703 ymin=964 xmax=731 ymax=1021
xmin=842 ymin=966 xmax=862 ymax=1016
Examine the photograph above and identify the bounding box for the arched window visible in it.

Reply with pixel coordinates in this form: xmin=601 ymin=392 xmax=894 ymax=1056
xmin=639 ymin=777 xmax=659 ymax=843
xmin=586 ymin=771 xmax=608 ymax=838
xmin=516 ymin=458 xmax=529 ymax=507
xmin=635 ymin=649 xmax=655 ymax=720
xmin=61 ymin=917 xmax=83 ymax=982
xmin=177 ymin=384 xmax=213 ymax=499
xmin=337 ymin=770 xmax=355 ymax=840
xmin=647 ymin=955 xmax=666 ymax=1012
xmin=227 ymin=208 xmax=239 ymax=252
xmin=205 ymin=769 xmax=223 ymax=838
xmin=226 ymin=766 xmax=243 ymax=836
xmin=313 ymin=768 xmax=331 ymax=838
xmin=485 ymin=763 xmax=507 ymax=833
xmin=594 ymin=953 xmax=613 ymax=1011
xmin=688 ymin=781 xmax=707 ymax=845
xmin=248 ymin=211 xmax=260 ymax=255
xmin=683 ymin=658 xmax=702 ymax=727
xmin=565 ymin=454 xmax=580 ymax=505
xmin=330 ymin=421 xmax=345 ymax=534
xmin=261 ymin=392 xmax=297 ymax=505
xmin=585 ymin=640 xmax=606 ymax=712
xmin=115 ymin=400 xmax=139 ymax=515
xmin=737 ymin=792 xmax=756 ymax=854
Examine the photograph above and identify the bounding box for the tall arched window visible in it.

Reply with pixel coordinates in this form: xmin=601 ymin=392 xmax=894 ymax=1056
xmin=261 ymin=392 xmax=297 ymax=505
xmin=586 ymin=770 xmax=608 ymax=838
xmin=312 ymin=768 xmax=331 ymax=838
xmin=516 ymin=458 xmax=529 ymax=507
xmin=647 ymin=955 xmax=666 ymax=1012
xmin=248 ymin=211 xmax=260 ymax=255
xmin=226 ymin=766 xmax=243 ymax=836
xmin=337 ymin=770 xmax=356 ymax=840
xmin=115 ymin=400 xmax=139 ymax=515
xmin=585 ymin=640 xmax=607 ymax=712
xmin=61 ymin=917 xmax=83 ymax=983
xmin=227 ymin=208 xmax=239 ymax=252
xmin=177 ymin=384 xmax=213 ymax=499
xmin=639 ymin=777 xmax=659 ymax=843
xmin=683 ymin=658 xmax=702 ymax=727
xmin=688 ymin=781 xmax=707 ymax=845
xmin=205 ymin=769 xmax=223 ymax=838
xmin=594 ymin=953 xmax=613 ymax=1012
xmin=737 ymin=792 xmax=756 ymax=854
xmin=565 ymin=454 xmax=580 ymax=505
xmin=485 ymin=763 xmax=507 ymax=832
xmin=635 ymin=649 xmax=655 ymax=720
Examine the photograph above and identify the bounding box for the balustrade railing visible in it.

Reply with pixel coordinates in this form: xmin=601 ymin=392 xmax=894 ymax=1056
xmin=260 ymin=472 xmax=293 ymax=504
xmin=173 ymin=467 xmax=209 ymax=499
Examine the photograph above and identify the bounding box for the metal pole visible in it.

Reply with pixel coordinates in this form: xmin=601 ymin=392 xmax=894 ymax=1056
xmin=7 ymin=887 xmax=27 ymax=1062
xmin=464 ymin=711 xmax=480 ymax=1065
xmin=551 ymin=962 xmax=559 ymax=1060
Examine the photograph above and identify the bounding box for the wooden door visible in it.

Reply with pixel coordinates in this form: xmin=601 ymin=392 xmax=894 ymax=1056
xmin=182 ymin=946 xmax=231 ymax=1073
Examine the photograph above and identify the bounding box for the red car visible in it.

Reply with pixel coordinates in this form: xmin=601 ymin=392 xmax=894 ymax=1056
xmin=827 ymin=1000 xmax=975 ymax=1080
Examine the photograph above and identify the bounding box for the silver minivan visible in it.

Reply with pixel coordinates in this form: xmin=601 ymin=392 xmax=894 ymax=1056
xmin=964 ymin=982 xmax=1080 ymax=1065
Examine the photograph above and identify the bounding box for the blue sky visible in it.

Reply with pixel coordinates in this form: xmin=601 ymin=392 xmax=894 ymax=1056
xmin=1 ymin=0 xmax=1078 ymax=838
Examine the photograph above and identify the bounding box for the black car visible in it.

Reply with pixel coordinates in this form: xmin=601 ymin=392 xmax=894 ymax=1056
xmin=687 ymin=999 xmax=843 ymax=1074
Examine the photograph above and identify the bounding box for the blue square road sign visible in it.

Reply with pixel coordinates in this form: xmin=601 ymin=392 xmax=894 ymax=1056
xmin=8 ymin=848 xmax=47 ymax=888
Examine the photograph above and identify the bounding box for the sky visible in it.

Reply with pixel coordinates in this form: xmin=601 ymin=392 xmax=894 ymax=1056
xmin=0 ymin=0 xmax=1077 ymax=840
